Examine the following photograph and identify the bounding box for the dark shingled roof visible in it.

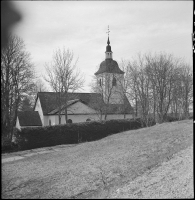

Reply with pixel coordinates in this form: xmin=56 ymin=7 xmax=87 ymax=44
xmin=36 ymin=92 xmax=102 ymax=115
xmin=35 ymin=92 xmax=133 ymax=115
xmin=95 ymin=59 xmax=125 ymax=75
xmin=18 ymin=111 xmax=42 ymax=126
xmin=89 ymin=94 xmax=134 ymax=114
xmin=48 ymin=99 xmax=81 ymax=115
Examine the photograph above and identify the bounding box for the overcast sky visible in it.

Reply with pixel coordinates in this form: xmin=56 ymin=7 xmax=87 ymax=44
xmin=12 ymin=1 xmax=193 ymax=92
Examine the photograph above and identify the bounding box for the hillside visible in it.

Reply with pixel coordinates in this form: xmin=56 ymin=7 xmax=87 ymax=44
xmin=2 ymin=120 xmax=193 ymax=199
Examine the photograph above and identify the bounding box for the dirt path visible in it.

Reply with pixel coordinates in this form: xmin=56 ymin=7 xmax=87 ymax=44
xmin=108 ymin=145 xmax=194 ymax=199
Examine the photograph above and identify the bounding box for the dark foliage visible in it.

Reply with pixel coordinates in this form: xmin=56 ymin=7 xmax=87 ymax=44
xmin=11 ymin=118 xmax=155 ymax=152
xmin=1 ymin=137 xmax=18 ymax=153
xmin=164 ymin=115 xmax=186 ymax=122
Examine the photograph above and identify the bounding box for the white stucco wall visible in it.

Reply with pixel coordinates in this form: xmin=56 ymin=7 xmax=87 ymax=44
xmin=46 ymin=115 xmax=56 ymax=126
xmin=44 ymin=115 xmax=64 ymax=126
xmin=96 ymin=73 xmax=124 ymax=104
xmin=15 ymin=117 xmax=21 ymax=130
xmin=45 ymin=114 xmax=133 ymax=125
xmin=106 ymin=114 xmax=133 ymax=120
xmin=189 ymin=104 xmax=193 ymax=113
xmin=67 ymin=114 xmax=99 ymax=123
xmin=34 ymin=97 xmax=45 ymax=126
xmin=48 ymin=114 xmax=99 ymax=124
xmin=37 ymin=99 xmax=133 ymax=126
xmin=46 ymin=115 xmax=67 ymax=126
xmin=69 ymin=114 xmax=133 ymax=123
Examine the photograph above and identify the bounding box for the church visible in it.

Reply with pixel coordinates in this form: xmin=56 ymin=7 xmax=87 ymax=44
xmin=16 ymin=33 xmax=134 ymax=129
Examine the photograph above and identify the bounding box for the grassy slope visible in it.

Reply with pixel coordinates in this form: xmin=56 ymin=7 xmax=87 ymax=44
xmin=2 ymin=120 xmax=193 ymax=199
xmin=109 ymin=146 xmax=193 ymax=199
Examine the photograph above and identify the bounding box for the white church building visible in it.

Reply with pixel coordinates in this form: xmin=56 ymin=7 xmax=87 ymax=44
xmin=16 ymin=35 xmax=134 ymax=129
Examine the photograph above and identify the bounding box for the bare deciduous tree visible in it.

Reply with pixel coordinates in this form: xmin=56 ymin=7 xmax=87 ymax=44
xmin=118 ymin=59 xmax=134 ymax=119
xmin=91 ymin=52 xmax=192 ymax=124
xmin=89 ymin=75 xmax=106 ymax=120
xmin=1 ymin=34 xmax=35 ymax=140
xmin=125 ymin=54 xmax=152 ymax=125
xmin=145 ymin=53 xmax=180 ymax=122
xmin=34 ymin=78 xmax=48 ymax=93
xmin=28 ymin=78 xmax=49 ymax=106
xmin=123 ymin=52 xmax=192 ymax=124
xmin=90 ymin=72 xmax=125 ymax=120
xmin=170 ymin=63 xmax=193 ymax=119
xmin=44 ymin=47 xmax=85 ymax=124
xmin=20 ymin=96 xmax=33 ymax=111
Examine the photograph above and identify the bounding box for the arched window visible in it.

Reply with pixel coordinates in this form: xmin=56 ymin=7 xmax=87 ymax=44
xmin=112 ymin=77 xmax=117 ymax=86
xmin=67 ymin=119 xmax=72 ymax=124
xmin=86 ymin=118 xmax=91 ymax=122
xmin=99 ymin=79 xmax=102 ymax=86
xmin=49 ymin=119 xmax=51 ymax=126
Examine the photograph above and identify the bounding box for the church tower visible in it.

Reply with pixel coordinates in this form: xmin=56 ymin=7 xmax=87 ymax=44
xmin=94 ymin=26 xmax=125 ymax=104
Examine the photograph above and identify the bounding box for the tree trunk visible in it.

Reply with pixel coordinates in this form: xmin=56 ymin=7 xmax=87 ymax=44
xmin=10 ymin=97 xmax=19 ymax=141
xmin=58 ymin=93 xmax=61 ymax=124
xmin=124 ymin=113 xmax=126 ymax=119
xmin=58 ymin=112 xmax=61 ymax=124
xmin=135 ymin=97 xmax=138 ymax=117
xmin=65 ymin=107 xmax=68 ymax=123
xmin=153 ymin=87 xmax=156 ymax=121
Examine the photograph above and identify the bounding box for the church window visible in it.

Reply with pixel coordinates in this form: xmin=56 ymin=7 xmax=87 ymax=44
xmin=86 ymin=118 xmax=91 ymax=122
xmin=67 ymin=119 xmax=72 ymax=124
xmin=112 ymin=77 xmax=117 ymax=86
xmin=49 ymin=119 xmax=51 ymax=126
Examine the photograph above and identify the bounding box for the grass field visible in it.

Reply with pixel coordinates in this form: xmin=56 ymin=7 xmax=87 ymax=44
xmin=2 ymin=120 xmax=193 ymax=199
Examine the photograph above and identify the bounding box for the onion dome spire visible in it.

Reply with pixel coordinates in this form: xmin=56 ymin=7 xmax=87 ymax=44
xmin=105 ymin=26 xmax=112 ymax=57
xmin=107 ymin=36 xmax=110 ymax=45
xmin=94 ymin=26 xmax=125 ymax=75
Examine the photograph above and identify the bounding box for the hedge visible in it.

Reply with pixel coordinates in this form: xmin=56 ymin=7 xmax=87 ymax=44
xmin=1 ymin=135 xmax=18 ymax=153
xmin=12 ymin=118 xmax=156 ymax=152
xmin=2 ymin=136 xmax=13 ymax=152
xmin=164 ymin=115 xmax=187 ymax=122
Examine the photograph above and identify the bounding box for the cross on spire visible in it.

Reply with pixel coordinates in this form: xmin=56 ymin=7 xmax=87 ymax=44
xmin=106 ymin=25 xmax=110 ymax=37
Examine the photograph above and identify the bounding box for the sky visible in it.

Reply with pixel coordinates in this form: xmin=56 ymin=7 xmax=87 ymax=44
xmin=12 ymin=1 xmax=193 ymax=92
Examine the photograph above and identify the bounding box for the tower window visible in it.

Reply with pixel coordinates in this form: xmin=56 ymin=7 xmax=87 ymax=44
xmin=112 ymin=77 xmax=117 ymax=86
xmin=99 ymin=79 xmax=102 ymax=86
